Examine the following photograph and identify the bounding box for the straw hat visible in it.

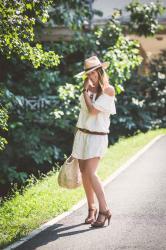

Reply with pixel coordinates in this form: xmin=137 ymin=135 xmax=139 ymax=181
xmin=74 ymin=56 xmax=110 ymax=77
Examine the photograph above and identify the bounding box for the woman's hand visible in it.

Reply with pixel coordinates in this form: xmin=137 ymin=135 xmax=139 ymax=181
xmin=83 ymin=76 xmax=94 ymax=89
xmin=83 ymin=76 xmax=90 ymax=89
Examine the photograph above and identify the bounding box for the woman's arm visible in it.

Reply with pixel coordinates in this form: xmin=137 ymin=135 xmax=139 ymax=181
xmin=83 ymin=78 xmax=101 ymax=115
xmin=83 ymin=90 xmax=101 ymax=115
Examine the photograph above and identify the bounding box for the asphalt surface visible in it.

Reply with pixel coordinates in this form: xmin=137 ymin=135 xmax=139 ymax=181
xmin=15 ymin=135 xmax=166 ymax=250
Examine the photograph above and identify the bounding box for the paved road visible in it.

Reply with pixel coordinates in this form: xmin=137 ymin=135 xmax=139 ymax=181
xmin=15 ymin=135 xmax=166 ymax=250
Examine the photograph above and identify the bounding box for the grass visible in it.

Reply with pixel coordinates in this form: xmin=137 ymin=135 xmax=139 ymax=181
xmin=0 ymin=128 xmax=166 ymax=248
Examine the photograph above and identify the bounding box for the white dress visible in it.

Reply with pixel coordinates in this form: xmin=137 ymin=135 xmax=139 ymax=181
xmin=71 ymin=90 xmax=117 ymax=160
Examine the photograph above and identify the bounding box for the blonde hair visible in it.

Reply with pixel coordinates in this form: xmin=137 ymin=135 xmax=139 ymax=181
xmin=95 ymin=67 xmax=109 ymax=100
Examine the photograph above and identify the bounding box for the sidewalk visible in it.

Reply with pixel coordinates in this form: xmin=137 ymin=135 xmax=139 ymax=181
xmin=7 ymin=135 xmax=166 ymax=250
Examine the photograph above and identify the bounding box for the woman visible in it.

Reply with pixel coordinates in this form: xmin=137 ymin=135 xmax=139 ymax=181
xmin=71 ymin=55 xmax=116 ymax=227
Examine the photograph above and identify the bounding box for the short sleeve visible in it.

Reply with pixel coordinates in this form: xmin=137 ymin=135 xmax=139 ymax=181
xmin=93 ymin=94 xmax=117 ymax=115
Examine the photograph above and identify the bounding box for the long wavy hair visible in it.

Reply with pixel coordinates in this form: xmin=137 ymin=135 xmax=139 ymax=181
xmin=95 ymin=67 xmax=110 ymax=100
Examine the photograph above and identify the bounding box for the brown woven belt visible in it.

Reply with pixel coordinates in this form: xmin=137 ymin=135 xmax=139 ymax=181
xmin=76 ymin=127 xmax=108 ymax=135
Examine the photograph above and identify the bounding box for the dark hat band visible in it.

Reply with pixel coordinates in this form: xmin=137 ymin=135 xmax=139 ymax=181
xmin=84 ymin=64 xmax=102 ymax=72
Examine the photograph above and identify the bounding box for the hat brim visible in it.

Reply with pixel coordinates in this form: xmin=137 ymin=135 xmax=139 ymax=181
xmin=74 ymin=61 xmax=110 ymax=78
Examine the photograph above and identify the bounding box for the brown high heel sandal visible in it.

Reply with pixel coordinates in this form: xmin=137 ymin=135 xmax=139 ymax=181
xmin=84 ymin=207 xmax=98 ymax=224
xmin=91 ymin=209 xmax=112 ymax=227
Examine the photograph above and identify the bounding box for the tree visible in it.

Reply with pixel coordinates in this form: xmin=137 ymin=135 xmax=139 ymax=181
xmin=126 ymin=0 xmax=166 ymax=36
xmin=0 ymin=0 xmax=60 ymax=68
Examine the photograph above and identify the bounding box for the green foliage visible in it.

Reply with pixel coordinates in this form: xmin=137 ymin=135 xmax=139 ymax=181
xmin=0 ymin=0 xmax=60 ymax=68
xmin=51 ymin=83 xmax=81 ymax=129
xmin=94 ymin=10 xmax=122 ymax=50
xmin=94 ymin=12 xmax=142 ymax=94
xmin=104 ymin=36 xmax=142 ymax=93
xmin=109 ymin=49 xmax=166 ymax=142
xmin=0 ymin=88 xmax=8 ymax=151
xmin=48 ymin=0 xmax=101 ymax=31
xmin=0 ymin=63 xmax=82 ymax=189
xmin=143 ymin=50 xmax=166 ymax=127
xmin=0 ymin=0 xmax=62 ymax=156
xmin=0 ymin=166 xmax=28 ymax=185
xmin=126 ymin=0 xmax=166 ymax=36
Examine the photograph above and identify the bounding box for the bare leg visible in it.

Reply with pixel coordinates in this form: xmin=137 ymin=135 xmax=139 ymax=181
xmin=84 ymin=157 xmax=109 ymax=212
xmin=78 ymin=159 xmax=96 ymax=209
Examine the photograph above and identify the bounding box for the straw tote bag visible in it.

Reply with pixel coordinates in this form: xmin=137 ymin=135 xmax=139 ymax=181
xmin=58 ymin=155 xmax=82 ymax=189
